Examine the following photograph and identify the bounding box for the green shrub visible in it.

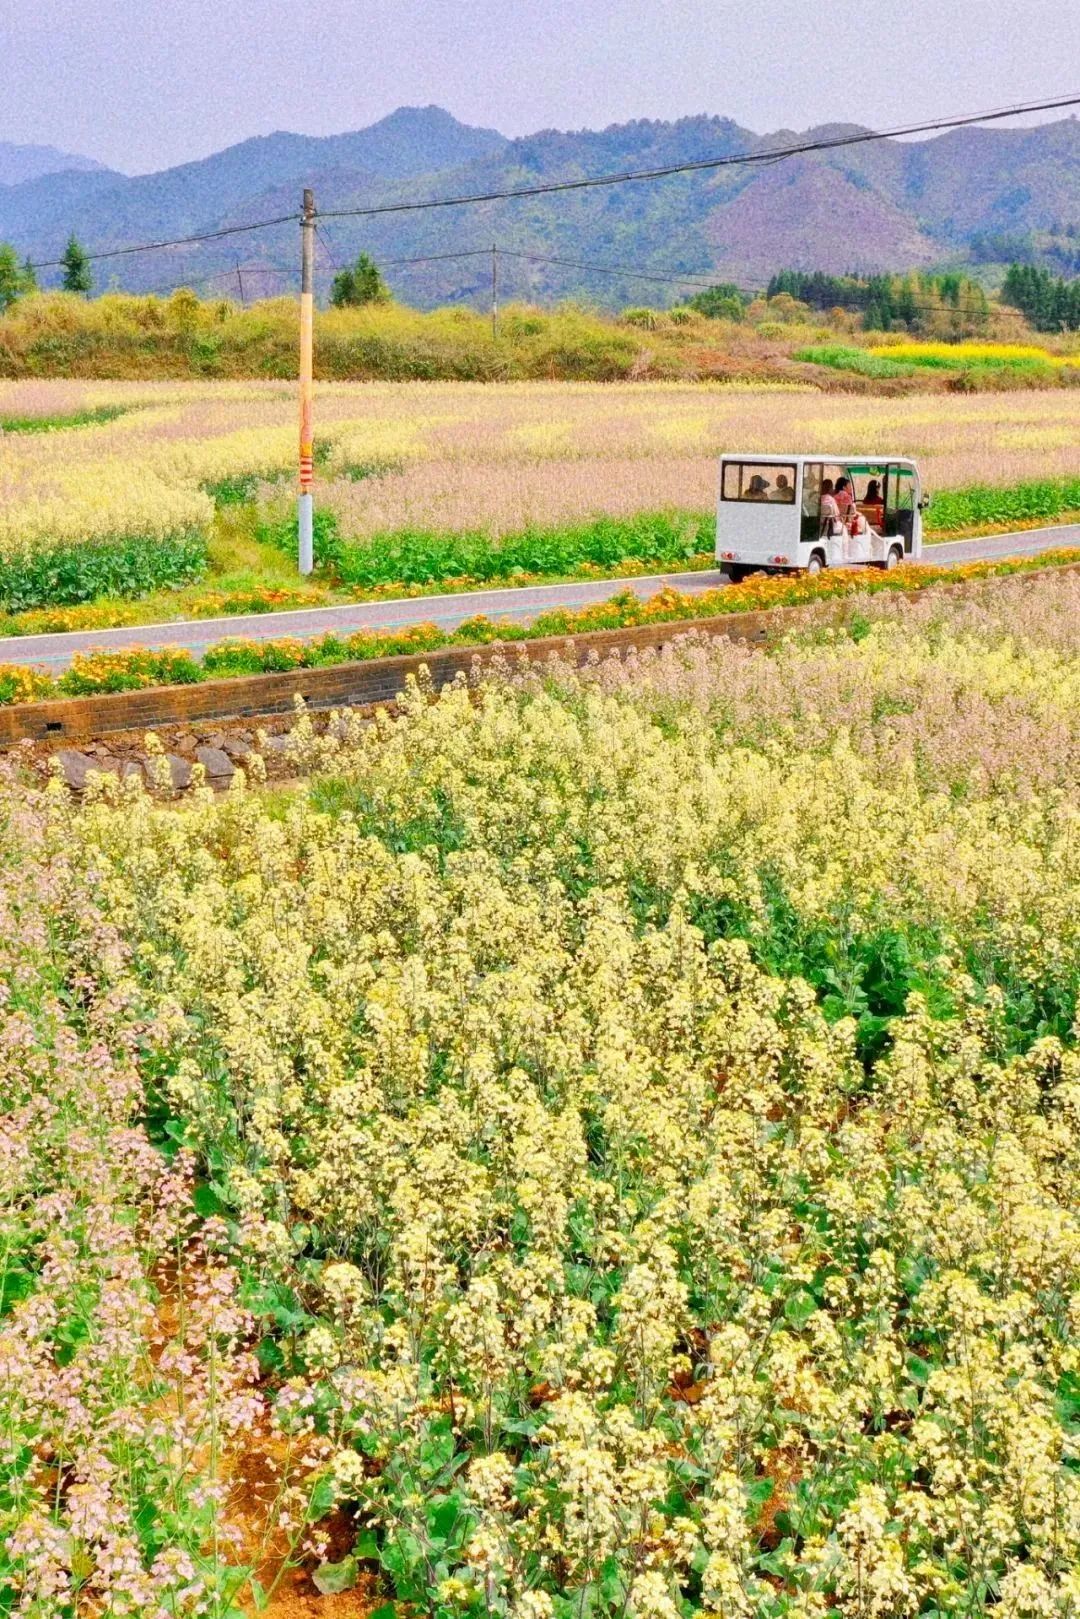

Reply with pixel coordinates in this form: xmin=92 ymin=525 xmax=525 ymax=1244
xmin=926 ymin=476 xmax=1080 ymax=533
xmin=621 ymin=307 xmax=662 ymax=330
xmin=58 ymin=647 xmax=201 ymax=695
xmin=0 ymin=528 xmax=208 ymax=613
xmin=333 ymin=511 xmax=714 ymax=589
xmin=203 ymin=471 xmax=284 ymax=504
xmin=257 ymin=506 xmax=344 ymax=570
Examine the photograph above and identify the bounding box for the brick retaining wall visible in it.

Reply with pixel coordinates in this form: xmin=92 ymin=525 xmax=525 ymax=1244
xmin=0 ymin=603 xmax=812 ymax=745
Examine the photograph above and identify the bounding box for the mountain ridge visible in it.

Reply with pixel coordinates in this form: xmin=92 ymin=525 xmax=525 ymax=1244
xmin=1 ymin=105 xmax=1077 ymax=305
xmin=0 ymin=140 xmax=112 ymax=187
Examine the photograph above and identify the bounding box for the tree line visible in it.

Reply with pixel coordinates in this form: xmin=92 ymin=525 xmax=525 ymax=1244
xmin=1000 ymin=263 xmax=1080 ymax=332
xmin=765 ymin=269 xmax=991 ymax=332
xmin=1 ymin=235 xmax=388 ymax=312
xmin=0 ymin=235 xmax=90 ymax=311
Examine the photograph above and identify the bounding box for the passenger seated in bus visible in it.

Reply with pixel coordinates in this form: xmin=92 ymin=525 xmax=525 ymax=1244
xmin=769 ymin=473 xmax=795 ymax=502
xmin=746 ymin=474 xmax=770 ymax=500
xmin=819 ymin=479 xmax=842 ymax=537
xmin=834 ymin=476 xmax=855 ymax=519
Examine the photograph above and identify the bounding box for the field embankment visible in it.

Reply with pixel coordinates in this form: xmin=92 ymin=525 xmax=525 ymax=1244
xmin=2 ymin=290 xmax=1077 ymax=386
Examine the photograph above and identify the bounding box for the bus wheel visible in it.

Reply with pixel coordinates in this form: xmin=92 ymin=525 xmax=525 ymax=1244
xmin=885 ymin=546 xmax=902 ymax=570
xmin=806 ymin=552 xmax=825 ymax=575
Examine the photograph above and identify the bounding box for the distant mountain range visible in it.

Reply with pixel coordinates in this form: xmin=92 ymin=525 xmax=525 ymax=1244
xmin=0 ymin=141 xmax=110 ymax=186
xmin=1 ymin=106 xmax=1078 ymax=307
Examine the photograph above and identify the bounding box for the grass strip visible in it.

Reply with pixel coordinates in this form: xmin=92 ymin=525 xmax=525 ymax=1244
xmin=0 ymin=404 xmax=133 ymax=434
xmin=793 ymin=345 xmax=917 ymax=379
xmin=3 ymin=547 xmax=1079 ymax=708
xmin=259 ymin=508 xmax=713 ymax=587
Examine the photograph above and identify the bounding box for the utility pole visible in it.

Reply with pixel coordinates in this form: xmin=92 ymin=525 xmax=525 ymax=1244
xmin=298 ymin=188 xmax=315 ymax=576
xmin=491 ymin=243 xmax=499 ymax=341
xmin=235 ymin=261 xmax=246 ymax=306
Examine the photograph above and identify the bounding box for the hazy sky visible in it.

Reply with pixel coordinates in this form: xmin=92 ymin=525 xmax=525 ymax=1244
xmin=3 ymin=0 xmax=1079 ymax=174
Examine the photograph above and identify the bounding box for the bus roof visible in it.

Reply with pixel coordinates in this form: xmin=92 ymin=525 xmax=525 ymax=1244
xmin=720 ymin=453 xmax=919 ymax=469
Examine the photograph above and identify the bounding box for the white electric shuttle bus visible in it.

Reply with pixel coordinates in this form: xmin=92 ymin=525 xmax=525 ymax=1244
xmin=716 ymin=455 xmax=927 ymax=579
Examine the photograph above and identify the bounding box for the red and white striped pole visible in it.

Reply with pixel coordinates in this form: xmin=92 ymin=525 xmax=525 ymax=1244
xmin=298 ymin=188 xmax=315 ymax=574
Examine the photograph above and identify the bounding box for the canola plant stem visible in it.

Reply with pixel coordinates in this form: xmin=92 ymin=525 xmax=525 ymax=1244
xmin=298 ymin=188 xmax=315 ymax=576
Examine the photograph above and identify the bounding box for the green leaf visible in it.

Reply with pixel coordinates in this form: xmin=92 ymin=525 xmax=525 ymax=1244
xmin=598 ymin=1555 xmax=625 ymax=1607
xmin=0 ymin=1265 xmax=34 ymax=1318
xmin=307 ymin=1474 xmax=337 ymax=1519
xmin=746 ymin=1477 xmax=776 ymax=1511
xmin=906 ymin=1353 xmax=932 ymax=1386
xmin=354 ymin=1529 xmax=381 ymax=1562
xmin=784 ymin=1287 xmax=818 ymax=1329
xmin=313 ymin=1556 xmax=359 ymax=1596
xmin=757 ymin=1538 xmax=796 ymax=1577
xmin=255 ymin=1336 xmax=285 ymax=1375
xmin=193 ymin=1181 xmax=225 ymax=1217
xmin=427 ymin=1496 xmax=462 ymax=1540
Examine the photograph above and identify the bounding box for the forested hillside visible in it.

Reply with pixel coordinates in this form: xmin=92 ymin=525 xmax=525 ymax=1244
xmin=1 ymin=107 xmax=1077 ymax=306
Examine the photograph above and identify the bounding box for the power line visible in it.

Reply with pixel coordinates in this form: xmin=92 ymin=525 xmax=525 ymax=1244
xmin=316 ymin=229 xmax=491 ymax=275
xmin=498 ymin=249 xmax=736 ymax=290
xmin=368 ymin=245 xmax=984 ymax=311
xmin=122 ymin=260 xmax=297 ymax=297
xmin=87 ymin=242 xmax=1000 ymax=318
xmin=314 ymin=223 xmax=342 ymax=273
xmin=380 ymin=247 xmax=493 ymax=267
xmin=28 ymin=212 xmax=297 ymax=270
xmin=317 ymin=92 xmax=1080 ymax=220
xmin=24 ymin=91 xmax=1079 ymax=275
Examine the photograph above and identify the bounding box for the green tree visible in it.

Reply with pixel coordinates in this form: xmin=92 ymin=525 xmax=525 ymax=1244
xmin=1001 ymin=262 xmax=1080 ymax=331
xmin=687 ymin=282 xmax=749 ymax=320
xmin=0 ymin=243 xmax=36 ymax=313
xmin=330 ymin=252 xmax=389 ymax=308
xmin=61 ymin=235 xmax=92 ymax=295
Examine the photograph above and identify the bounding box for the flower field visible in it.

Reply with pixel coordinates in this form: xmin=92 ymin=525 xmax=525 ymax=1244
xmin=0 ymin=379 xmax=1077 ymax=615
xmin=869 ymin=340 xmax=1080 ymax=374
xmin=4 ymin=564 xmax=1080 ymax=1616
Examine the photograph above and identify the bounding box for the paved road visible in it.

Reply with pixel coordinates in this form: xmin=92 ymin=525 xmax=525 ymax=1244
xmin=5 ymin=524 xmax=1078 ymax=674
